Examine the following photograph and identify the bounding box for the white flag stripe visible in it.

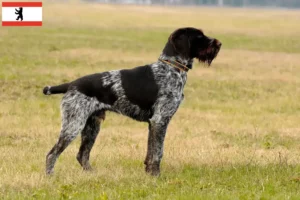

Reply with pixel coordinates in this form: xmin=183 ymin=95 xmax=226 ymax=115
xmin=2 ymin=7 xmax=42 ymax=21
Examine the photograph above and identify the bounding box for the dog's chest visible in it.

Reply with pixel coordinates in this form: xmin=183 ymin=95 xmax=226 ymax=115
xmin=156 ymin=69 xmax=187 ymax=99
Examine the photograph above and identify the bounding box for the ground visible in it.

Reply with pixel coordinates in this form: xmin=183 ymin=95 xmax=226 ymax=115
xmin=0 ymin=2 xmax=300 ymax=199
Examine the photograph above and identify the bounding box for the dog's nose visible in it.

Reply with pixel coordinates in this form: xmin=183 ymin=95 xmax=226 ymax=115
xmin=215 ymin=39 xmax=222 ymax=47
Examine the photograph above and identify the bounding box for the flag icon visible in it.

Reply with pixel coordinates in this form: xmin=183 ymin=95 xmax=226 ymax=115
xmin=2 ymin=2 xmax=42 ymax=26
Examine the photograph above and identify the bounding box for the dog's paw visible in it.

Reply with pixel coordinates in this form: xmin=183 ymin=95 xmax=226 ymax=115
xmin=145 ymin=164 xmax=160 ymax=177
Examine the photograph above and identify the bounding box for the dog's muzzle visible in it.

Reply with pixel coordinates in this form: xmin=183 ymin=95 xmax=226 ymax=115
xmin=198 ymin=39 xmax=222 ymax=66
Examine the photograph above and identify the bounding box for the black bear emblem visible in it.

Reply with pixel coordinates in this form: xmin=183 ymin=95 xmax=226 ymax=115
xmin=15 ymin=7 xmax=23 ymax=21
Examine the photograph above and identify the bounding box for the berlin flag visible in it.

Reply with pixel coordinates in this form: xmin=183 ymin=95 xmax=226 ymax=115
xmin=2 ymin=2 xmax=42 ymax=26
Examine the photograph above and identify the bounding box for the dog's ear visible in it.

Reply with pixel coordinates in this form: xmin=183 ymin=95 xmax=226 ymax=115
xmin=169 ymin=28 xmax=191 ymax=58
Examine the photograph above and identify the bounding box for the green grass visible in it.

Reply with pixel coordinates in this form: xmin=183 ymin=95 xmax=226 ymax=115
xmin=2 ymin=165 xmax=300 ymax=200
xmin=1 ymin=3 xmax=300 ymax=200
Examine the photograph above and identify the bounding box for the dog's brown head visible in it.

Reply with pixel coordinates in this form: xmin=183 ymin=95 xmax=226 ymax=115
xmin=163 ymin=27 xmax=222 ymax=66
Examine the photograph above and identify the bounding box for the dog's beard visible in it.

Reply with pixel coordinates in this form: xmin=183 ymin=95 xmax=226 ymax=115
xmin=197 ymin=45 xmax=220 ymax=66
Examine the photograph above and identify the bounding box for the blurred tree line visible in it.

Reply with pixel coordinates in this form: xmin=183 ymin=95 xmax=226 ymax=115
xmin=87 ymin=0 xmax=300 ymax=8
xmin=213 ymin=0 xmax=300 ymax=7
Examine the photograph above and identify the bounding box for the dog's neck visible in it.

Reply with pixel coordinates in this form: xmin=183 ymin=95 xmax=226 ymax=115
xmin=158 ymin=54 xmax=194 ymax=71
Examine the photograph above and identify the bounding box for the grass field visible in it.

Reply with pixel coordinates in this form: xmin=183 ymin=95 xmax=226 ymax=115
xmin=1 ymin=2 xmax=300 ymax=199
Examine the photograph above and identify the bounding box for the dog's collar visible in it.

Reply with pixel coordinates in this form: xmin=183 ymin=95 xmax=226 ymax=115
xmin=159 ymin=58 xmax=189 ymax=72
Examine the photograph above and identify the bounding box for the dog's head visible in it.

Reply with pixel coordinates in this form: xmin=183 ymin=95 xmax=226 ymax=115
xmin=163 ymin=27 xmax=222 ymax=66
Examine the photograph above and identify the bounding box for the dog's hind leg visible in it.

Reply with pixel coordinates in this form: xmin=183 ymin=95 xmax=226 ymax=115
xmin=46 ymin=117 xmax=86 ymax=175
xmin=46 ymin=92 xmax=96 ymax=175
xmin=77 ymin=110 xmax=105 ymax=171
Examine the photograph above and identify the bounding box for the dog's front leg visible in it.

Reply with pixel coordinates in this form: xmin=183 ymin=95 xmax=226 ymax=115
xmin=144 ymin=115 xmax=170 ymax=176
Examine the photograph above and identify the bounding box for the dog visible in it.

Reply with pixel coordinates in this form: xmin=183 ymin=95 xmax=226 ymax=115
xmin=43 ymin=27 xmax=221 ymax=176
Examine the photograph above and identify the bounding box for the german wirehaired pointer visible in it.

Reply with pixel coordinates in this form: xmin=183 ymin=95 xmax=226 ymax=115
xmin=43 ymin=27 xmax=221 ymax=176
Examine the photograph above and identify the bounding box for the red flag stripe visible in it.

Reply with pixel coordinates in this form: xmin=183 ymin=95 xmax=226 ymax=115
xmin=2 ymin=2 xmax=42 ymax=7
xmin=2 ymin=21 xmax=42 ymax=26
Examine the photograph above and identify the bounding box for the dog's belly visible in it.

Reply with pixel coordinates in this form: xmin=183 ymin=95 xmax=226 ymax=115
xmin=109 ymin=98 xmax=153 ymax=122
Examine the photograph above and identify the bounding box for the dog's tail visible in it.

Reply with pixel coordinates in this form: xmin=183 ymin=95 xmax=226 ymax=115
xmin=43 ymin=83 xmax=70 ymax=95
